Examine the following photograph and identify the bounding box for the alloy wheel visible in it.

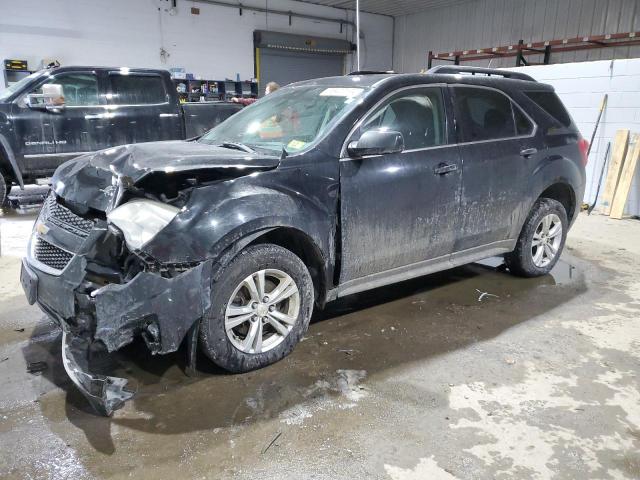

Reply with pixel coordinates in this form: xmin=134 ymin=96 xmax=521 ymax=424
xmin=224 ymin=269 xmax=300 ymax=354
xmin=531 ymin=213 xmax=562 ymax=268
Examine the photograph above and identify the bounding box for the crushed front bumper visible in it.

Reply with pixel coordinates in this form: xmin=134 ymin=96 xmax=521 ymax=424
xmin=21 ymin=252 xmax=212 ymax=416
xmin=61 ymin=331 xmax=134 ymax=416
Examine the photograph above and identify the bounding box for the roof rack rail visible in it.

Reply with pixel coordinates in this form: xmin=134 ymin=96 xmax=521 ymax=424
xmin=427 ymin=65 xmax=536 ymax=82
xmin=348 ymin=70 xmax=396 ymax=75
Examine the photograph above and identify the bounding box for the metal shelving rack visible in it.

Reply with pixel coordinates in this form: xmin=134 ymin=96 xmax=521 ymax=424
xmin=427 ymin=31 xmax=640 ymax=68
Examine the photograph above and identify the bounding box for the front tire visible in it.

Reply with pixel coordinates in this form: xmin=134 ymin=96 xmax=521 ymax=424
xmin=0 ymin=171 xmax=10 ymax=207
xmin=200 ymin=243 xmax=314 ymax=373
xmin=504 ymin=198 xmax=568 ymax=277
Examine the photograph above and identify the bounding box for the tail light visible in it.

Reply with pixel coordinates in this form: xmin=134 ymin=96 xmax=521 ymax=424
xmin=578 ymin=138 xmax=589 ymax=167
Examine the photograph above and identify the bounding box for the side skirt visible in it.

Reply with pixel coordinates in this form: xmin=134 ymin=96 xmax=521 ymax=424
xmin=330 ymin=239 xmax=516 ymax=299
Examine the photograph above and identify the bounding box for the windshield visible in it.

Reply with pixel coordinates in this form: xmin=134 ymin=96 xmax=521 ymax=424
xmin=199 ymin=85 xmax=368 ymax=154
xmin=0 ymin=71 xmax=45 ymax=102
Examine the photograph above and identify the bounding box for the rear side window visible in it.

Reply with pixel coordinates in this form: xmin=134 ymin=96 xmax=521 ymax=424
xmin=109 ymin=74 xmax=167 ymax=105
xmin=453 ymin=87 xmax=517 ymax=142
xmin=524 ymin=91 xmax=572 ymax=128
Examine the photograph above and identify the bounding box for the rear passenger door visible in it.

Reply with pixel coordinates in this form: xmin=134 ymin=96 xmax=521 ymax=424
xmin=451 ymin=85 xmax=536 ymax=252
xmin=105 ymin=71 xmax=182 ymax=146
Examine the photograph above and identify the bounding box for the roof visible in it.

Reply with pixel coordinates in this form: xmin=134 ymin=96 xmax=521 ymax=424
xmin=291 ymin=70 xmax=553 ymax=92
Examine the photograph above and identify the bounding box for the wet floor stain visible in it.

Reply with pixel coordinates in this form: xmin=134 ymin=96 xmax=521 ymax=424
xmin=3 ymin=256 xmax=587 ymax=478
xmin=38 ymin=263 xmax=582 ymax=412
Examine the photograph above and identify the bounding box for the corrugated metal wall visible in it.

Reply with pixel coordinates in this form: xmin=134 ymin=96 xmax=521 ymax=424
xmin=393 ymin=0 xmax=640 ymax=73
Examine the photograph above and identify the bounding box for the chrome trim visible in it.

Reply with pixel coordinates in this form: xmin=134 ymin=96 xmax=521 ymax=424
xmin=448 ymin=83 xmax=538 ymax=144
xmin=339 ymin=83 xmax=539 ymax=160
xmin=24 ymin=151 xmax=94 ymax=158
xmin=339 ymin=142 xmax=458 ymax=162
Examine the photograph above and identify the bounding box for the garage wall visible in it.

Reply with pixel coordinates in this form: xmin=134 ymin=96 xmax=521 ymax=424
xmin=393 ymin=0 xmax=640 ymax=73
xmin=0 ymin=0 xmax=393 ymax=90
xmin=506 ymin=58 xmax=640 ymax=216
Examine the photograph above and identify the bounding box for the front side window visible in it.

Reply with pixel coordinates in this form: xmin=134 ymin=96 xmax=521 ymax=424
xmin=31 ymin=73 xmax=99 ymax=107
xmin=454 ymin=87 xmax=525 ymax=142
xmin=109 ymin=74 xmax=167 ymax=105
xmin=199 ymin=85 xmax=368 ymax=154
xmin=356 ymin=87 xmax=447 ymax=150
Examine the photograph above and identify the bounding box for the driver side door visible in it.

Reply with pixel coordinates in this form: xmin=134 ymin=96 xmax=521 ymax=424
xmin=338 ymin=85 xmax=462 ymax=292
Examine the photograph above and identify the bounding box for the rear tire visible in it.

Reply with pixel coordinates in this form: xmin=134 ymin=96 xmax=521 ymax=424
xmin=200 ymin=243 xmax=314 ymax=373
xmin=504 ymin=198 xmax=568 ymax=277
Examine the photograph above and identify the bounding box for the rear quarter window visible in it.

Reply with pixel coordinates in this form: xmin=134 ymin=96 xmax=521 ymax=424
xmin=523 ymin=91 xmax=573 ymax=129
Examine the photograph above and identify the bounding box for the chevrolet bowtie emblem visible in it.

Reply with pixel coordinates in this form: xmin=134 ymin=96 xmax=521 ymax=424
xmin=36 ymin=222 xmax=50 ymax=235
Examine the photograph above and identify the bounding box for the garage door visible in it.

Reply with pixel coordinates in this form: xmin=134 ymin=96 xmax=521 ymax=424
xmin=254 ymin=30 xmax=354 ymax=96
xmin=259 ymin=49 xmax=344 ymax=95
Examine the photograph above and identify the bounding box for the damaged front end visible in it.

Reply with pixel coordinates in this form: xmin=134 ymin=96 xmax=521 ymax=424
xmin=21 ymin=142 xmax=282 ymax=415
xmin=21 ymin=189 xmax=212 ymax=416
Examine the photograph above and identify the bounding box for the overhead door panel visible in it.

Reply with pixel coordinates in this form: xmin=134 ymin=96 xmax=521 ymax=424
xmin=254 ymin=30 xmax=352 ymax=96
xmin=259 ymin=50 xmax=344 ymax=95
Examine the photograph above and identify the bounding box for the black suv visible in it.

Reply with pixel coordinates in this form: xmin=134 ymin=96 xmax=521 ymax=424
xmin=20 ymin=66 xmax=587 ymax=415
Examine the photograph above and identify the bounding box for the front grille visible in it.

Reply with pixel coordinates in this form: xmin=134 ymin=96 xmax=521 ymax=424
xmin=33 ymin=238 xmax=73 ymax=271
xmin=43 ymin=193 xmax=94 ymax=238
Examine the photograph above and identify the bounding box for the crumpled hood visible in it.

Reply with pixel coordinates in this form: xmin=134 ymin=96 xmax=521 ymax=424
xmin=51 ymin=141 xmax=280 ymax=211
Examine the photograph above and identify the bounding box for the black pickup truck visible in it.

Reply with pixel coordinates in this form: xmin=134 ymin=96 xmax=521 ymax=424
xmin=0 ymin=66 xmax=242 ymax=204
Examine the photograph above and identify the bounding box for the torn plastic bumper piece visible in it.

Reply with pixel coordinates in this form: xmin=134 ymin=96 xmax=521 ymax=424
xmin=61 ymin=331 xmax=134 ymax=416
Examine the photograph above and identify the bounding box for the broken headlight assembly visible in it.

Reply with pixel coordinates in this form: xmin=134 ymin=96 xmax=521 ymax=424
xmin=106 ymin=199 xmax=180 ymax=250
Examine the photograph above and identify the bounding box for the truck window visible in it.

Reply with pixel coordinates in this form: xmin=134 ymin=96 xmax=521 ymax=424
xmin=358 ymin=87 xmax=446 ymax=150
xmin=109 ymin=74 xmax=167 ymax=105
xmin=32 ymin=73 xmax=99 ymax=107
xmin=453 ymin=87 xmax=520 ymax=142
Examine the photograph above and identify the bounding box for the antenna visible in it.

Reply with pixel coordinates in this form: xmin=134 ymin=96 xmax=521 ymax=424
xmin=356 ymin=0 xmax=360 ymax=71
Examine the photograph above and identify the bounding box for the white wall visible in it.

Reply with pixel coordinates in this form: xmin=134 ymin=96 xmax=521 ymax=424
xmin=394 ymin=0 xmax=640 ymax=73
xmin=507 ymin=58 xmax=640 ymax=216
xmin=0 ymin=0 xmax=393 ymax=87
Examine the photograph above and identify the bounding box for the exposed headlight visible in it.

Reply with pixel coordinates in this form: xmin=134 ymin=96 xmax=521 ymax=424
xmin=107 ymin=199 xmax=180 ymax=250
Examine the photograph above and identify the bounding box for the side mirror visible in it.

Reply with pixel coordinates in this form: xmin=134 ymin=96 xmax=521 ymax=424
xmin=26 ymin=84 xmax=65 ymax=111
xmin=347 ymin=129 xmax=404 ymax=157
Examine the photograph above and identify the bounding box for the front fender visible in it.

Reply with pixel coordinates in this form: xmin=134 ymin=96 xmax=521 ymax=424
xmin=142 ymin=173 xmax=335 ymax=266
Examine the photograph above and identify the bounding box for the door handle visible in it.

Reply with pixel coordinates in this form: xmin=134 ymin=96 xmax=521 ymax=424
xmin=520 ymin=147 xmax=537 ymax=157
xmin=434 ymin=163 xmax=458 ymax=175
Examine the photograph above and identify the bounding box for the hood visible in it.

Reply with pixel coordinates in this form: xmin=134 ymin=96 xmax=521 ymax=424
xmin=51 ymin=141 xmax=280 ymax=211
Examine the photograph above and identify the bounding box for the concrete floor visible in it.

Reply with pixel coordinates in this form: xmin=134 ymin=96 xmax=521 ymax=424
xmin=0 ymin=207 xmax=639 ymax=480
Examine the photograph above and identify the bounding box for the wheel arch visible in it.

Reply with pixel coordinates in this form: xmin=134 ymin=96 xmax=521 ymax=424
xmin=245 ymin=226 xmax=328 ymax=308
xmin=537 ymin=181 xmax=577 ymax=223
xmin=0 ymin=133 xmax=24 ymax=188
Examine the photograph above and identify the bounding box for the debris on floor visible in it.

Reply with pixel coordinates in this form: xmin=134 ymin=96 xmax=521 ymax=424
xmin=475 ymin=289 xmax=499 ymax=302
xmin=261 ymin=431 xmax=283 ymax=454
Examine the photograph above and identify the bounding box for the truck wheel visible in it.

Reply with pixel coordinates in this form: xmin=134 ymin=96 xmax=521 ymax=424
xmin=200 ymin=243 xmax=314 ymax=373
xmin=504 ymin=198 xmax=568 ymax=277
xmin=0 ymin=171 xmax=10 ymax=207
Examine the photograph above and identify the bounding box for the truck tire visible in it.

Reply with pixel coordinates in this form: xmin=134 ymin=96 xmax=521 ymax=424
xmin=504 ymin=198 xmax=568 ymax=277
xmin=200 ymin=243 xmax=314 ymax=373
xmin=0 ymin=171 xmax=10 ymax=207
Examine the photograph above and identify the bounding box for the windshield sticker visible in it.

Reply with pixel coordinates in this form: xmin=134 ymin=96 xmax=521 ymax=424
xmin=287 ymin=139 xmax=307 ymax=150
xmin=319 ymin=87 xmax=363 ymax=98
